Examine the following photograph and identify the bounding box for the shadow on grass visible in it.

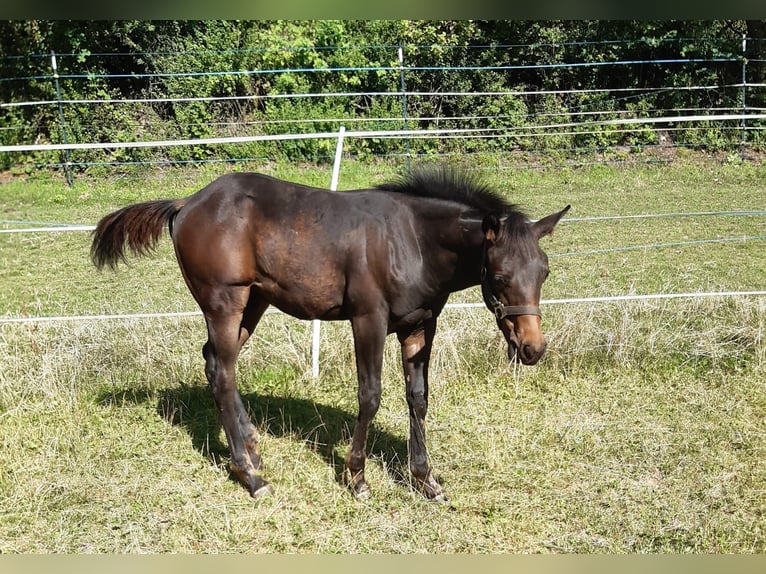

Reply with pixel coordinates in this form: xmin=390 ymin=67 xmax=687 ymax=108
xmin=99 ymin=382 xmax=410 ymax=493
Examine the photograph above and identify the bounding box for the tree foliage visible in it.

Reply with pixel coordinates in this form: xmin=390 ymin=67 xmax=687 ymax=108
xmin=0 ymin=20 xmax=762 ymax=170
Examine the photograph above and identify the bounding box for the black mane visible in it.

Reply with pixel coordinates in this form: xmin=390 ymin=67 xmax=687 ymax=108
xmin=376 ymin=164 xmax=526 ymax=221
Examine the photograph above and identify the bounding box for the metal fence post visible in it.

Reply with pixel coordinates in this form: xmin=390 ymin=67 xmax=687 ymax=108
xmin=740 ymin=33 xmax=747 ymax=158
xmin=51 ymin=51 xmax=74 ymax=186
xmin=398 ymin=45 xmax=411 ymax=169
xmin=311 ymin=125 xmax=346 ymax=379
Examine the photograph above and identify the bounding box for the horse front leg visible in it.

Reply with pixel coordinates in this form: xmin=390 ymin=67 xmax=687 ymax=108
xmin=345 ymin=313 xmax=387 ymax=499
xmin=398 ymin=317 xmax=447 ymax=502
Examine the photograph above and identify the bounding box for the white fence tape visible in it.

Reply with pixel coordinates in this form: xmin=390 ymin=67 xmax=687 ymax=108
xmin=3 ymin=113 xmax=766 ymax=154
xmin=2 ymin=291 xmax=765 ymax=325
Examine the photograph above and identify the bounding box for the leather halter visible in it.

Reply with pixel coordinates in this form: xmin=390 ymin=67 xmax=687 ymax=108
xmin=480 ymin=243 xmax=542 ymax=320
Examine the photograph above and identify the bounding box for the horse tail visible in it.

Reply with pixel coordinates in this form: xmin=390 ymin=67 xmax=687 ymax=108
xmin=91 ymin=198 xmax=186 ymax=270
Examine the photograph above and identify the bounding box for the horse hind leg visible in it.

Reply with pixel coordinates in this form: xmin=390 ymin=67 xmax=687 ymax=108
xmin=202 ymin=291 xmax=272 ymax=497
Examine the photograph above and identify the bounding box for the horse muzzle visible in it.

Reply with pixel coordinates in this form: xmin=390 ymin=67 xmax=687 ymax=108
xmin=501 ymin=313 xmax=547 ymax=365
xmin=508 ymin=338 xmax=547 ymax=365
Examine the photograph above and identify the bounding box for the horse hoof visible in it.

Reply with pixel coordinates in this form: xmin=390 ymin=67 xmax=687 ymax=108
xmin=430 ymin=492 xmax=449 ymax=504
xmin=353 ymin=486 xmax=371 ymax=500
xmin=351 ymin=482 xmax=371 ymax=500
xmin=251 ymin=483 xmax=274 ymax=498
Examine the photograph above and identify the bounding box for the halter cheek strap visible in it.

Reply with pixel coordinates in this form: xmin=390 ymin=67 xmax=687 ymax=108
xmin=481 ymin=245 xmax=542 ymax=320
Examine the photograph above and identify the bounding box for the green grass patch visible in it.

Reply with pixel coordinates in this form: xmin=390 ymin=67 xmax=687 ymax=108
xmin=1 ymin=157 xmax=764 ymax=552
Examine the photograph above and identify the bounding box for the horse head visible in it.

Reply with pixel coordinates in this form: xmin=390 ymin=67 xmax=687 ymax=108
xmin=481 ymin=205 xmax=570 ymax=365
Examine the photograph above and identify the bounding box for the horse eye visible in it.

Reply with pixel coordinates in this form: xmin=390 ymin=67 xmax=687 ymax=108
xmin=493 ymin=274 xmax=508 ymax=285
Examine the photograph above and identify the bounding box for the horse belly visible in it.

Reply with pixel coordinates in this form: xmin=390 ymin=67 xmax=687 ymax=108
xmin=255 ymin=270 xmax=347 ymax=321
xmin=252 ymin=234 xmax=349 ymax=321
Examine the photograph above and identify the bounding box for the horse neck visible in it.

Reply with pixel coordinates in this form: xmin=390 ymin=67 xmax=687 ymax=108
xmin=454 ymin=217 xmax=487 ymax=290
xmin=423 ymin=209 xmax=486 ymax=293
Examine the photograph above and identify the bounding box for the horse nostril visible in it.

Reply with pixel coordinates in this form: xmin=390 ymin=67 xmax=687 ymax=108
xmin=519 ymin=342 xmax=546 ymax=365
xmin=520 ymin=344 xmax=533 ymax=361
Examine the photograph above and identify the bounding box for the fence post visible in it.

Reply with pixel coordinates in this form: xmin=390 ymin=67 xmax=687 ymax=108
xmin=740 ymin=33 xmax=747 ymax=158
xmin=51 ymin=51 xmax=74 ymax=187
xmin=311 ymin=125 xmax=346 ymax=379
xmin=398 ymin=45 xmax=411 ymax=169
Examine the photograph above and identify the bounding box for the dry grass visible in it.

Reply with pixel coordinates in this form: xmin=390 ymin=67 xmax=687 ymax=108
xmin=0 ymin=298 xmax=763 ymax=553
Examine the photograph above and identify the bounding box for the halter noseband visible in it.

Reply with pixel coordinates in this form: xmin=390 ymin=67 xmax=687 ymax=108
xmin=480 ymin=243 xmax=542 ymax=321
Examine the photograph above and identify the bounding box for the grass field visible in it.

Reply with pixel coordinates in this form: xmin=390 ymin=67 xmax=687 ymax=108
xmin=0 ymin=156 xmax=764 ymax=553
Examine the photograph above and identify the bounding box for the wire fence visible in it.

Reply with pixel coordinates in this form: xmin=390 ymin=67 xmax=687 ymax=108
xmin=2 ymin=292 xmax=766 ymax=326
xmin=2 ymin=36 xmax=766 ymax=182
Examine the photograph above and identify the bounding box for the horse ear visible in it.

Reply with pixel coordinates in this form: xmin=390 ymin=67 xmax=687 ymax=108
xmin=533 ymin=205 xmax=570 ymax=239
xmin=482 ymin=214 xmax=501 ymax=243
